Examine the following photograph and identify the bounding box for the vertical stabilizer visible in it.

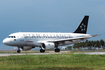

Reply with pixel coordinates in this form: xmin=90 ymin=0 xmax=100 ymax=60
xmin=74 ymin=16 xmax=89 ymax=34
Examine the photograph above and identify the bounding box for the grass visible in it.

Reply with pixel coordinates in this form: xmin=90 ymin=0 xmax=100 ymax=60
xmin=0 ymin=53 xmax=105 ymax=70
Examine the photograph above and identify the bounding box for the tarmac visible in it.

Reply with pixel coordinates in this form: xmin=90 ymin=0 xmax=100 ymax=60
xmin=0 ymin=51 xmax=105 ymax=56
xmin=0 ymin=53 xmax=60 ymax=56
xmin=84 ymin=52 xmax=105 ymax=55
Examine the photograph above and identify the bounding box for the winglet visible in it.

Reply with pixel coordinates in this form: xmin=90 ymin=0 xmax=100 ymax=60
xmin=74 ymin=16 xmax=89 ymax=34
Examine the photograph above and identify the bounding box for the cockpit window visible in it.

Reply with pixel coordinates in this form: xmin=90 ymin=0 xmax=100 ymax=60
xmin=8 ymin=36 xmax=16 ymax=38
xmin=8 ymin=36 xmax=11 ymax=38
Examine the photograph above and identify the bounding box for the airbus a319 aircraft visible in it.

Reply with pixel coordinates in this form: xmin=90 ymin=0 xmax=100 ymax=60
xmin=3 ymin=16 xmax=99 ymax=53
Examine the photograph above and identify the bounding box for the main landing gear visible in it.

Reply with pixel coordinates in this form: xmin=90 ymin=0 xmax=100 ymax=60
xmin=40 ymin=49 xmax=45 ymax=53
xmin=17 ymin=47 xmax=21 ymax=53
xmin=55 ymin=48 xmax=60 ymax=52
xmin=54 ymin=43 xmax=60 ymax=52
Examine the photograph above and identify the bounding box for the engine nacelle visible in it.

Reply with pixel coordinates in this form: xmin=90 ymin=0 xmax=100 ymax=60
xmin=42 ymin=42 xmax=55 ymax=49
xmin=21 ymin=46 xmax=35 ymax=51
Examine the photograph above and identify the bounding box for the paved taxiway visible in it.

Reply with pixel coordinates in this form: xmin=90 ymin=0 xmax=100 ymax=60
xmin=84 ymin=52 xmax=105 ymax=55
xmin=0 ymin=53 xmax=61 ymax=56
xmin=0 ymin=51 xmax=105 ymax=56
xmin=0 ymin=51 xmax=70 ymax=56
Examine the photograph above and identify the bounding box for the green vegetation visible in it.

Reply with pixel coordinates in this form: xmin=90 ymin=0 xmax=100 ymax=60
xmin=0 ymin=53 xmax=105 ymax=70
xmin=67 ymin=39 xmax=105 ymax=49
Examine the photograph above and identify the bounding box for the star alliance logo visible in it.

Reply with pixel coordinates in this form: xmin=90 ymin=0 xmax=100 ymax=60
xmin=80 ymin=23 xmax=86 ymax=31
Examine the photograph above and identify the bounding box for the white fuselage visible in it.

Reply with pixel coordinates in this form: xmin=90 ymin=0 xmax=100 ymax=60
xmin=3 ymin=32 xmax=92 ymax=47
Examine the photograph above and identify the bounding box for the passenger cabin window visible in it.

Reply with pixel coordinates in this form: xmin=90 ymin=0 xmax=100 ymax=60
xmin=8 ymin=36 xmax=16 ymax=38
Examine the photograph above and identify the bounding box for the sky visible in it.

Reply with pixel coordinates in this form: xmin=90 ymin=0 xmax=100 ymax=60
xmin=0 ymin=0 xmax=105 ymax=49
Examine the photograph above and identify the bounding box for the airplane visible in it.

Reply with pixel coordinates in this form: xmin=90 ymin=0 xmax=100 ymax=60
xmin=3 ymin=16 xmax=100 ymax=53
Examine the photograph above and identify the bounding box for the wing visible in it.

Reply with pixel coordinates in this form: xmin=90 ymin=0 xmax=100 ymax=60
xmin=48 ymin=34 xmax=100 ymax=46
xmin=38 ymin=34 xmax=100 ymax=46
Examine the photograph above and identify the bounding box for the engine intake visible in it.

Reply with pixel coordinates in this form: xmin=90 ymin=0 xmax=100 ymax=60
xmin=42 ymin=42 xmax=55 ymax=49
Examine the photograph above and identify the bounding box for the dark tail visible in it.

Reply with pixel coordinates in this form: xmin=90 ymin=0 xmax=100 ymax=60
xmin=74 ymin=16 xmax=89 ymax=34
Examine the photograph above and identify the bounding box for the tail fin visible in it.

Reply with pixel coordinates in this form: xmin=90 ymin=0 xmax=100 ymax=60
xmin=74 ymin=16 xmax=89 ymax=34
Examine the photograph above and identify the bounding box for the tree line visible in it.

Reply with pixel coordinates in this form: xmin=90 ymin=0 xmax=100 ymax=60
xmin=67 ymin=39 xmax=105 ymax=49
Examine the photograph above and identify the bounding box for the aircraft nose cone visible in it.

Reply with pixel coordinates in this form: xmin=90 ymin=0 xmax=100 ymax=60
xmin=3 ymin=39 xmax=9 ymax=45
xmin=3 ymin=39 xmax=6 ymax=44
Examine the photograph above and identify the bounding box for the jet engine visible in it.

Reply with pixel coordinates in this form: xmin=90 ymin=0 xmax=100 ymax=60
xmin=21 ymin=46 xmax=35 ymax=51
xmin=42 ymin=42 xmax=55 ymax=49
